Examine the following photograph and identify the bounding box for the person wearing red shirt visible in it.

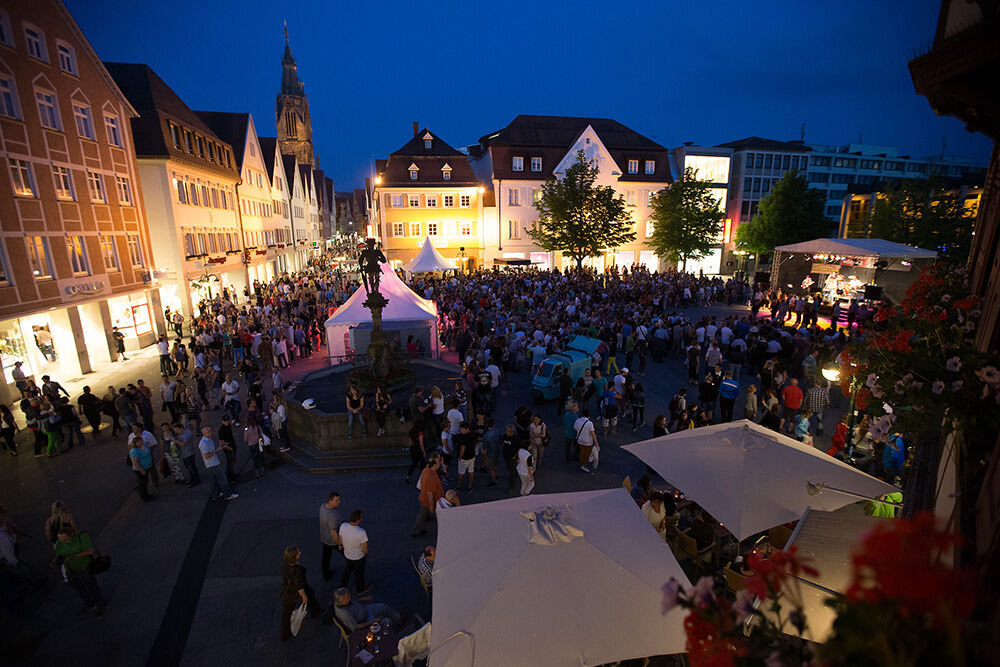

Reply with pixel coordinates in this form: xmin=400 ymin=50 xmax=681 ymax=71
xmin=780 ymin=378 xmax=804 ymax=433
xmin=411 ymin=454 xmax=444 ymax=537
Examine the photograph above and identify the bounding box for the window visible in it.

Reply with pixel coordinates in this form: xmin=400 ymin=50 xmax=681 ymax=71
xmin=530 ymin=157 xmax=542 ymax=172
xmin=72 ymin=103 xmax=95 ymax=140
xmin=0 ymin=11 xmax=11 ymax=47
xmin=808 ymin=172 xmax=829 ymax=183
xmin=207 ymin=234 xmax=217 ymax=253
xmin=427 ymin=222 xmax=438 ymax=236
xmin=52 ymin=166 xmax=74 ymax=200
xmin=392 ymin=222 xmax=404 ymax=237
xmin=66 ymin=235 xmax=89 ymax=275
xmin=744 ymin=153 xmax=755 ymax=169
xmin=127 ymin=234 xmax=143 ymax=266
xmin=409 ymin=195 xmax=420 ymax=207
xmin=508 ymin=188 xmax=520 ymax=206
xmin=426 ymin=195 xmax=438 ymax=208
xmin=35 ymin=90 xmax=61 ymax=130
xmin=507 ymin=220 xmax=520 ymax=239
xmin=752 ymin=178 xmax=761 ymax=193
xmin=424 ymin=139 xmax=432 ymax=150
xmin=755 ymin=154 xmax=763 ymax=168
xmin=628 ymin=159 xmax=638 ymax=174
xmin=116 ymin=175 xmax=133 ymax=205
xmin=24 ymin=26 xmax=47 ymax=62
xmin=645 ymin=220 xmax=654 ymax=238
xmin=57 ymin=42 xmax=78 ymax=75
xmin=9 ymin=158 xmax=36 ymax=196
xmin=647 ymin=191 xmax=655 ymax=206
xmin=196 ymin=136 xmax=205 ymax=157
xmin=0 ymin=76 xmax=21 ymax=118
xmin=645 ymin=160 xmax=655 ymax=175
xmin=781 ymin=155 xmax=790 ymax=170
xmin=188 ymin=182 xmax=199 ymax=205
xmin=460 ymin=194 xmax=470 ymax=207
xmin=443 ymin=195 xmax=454 ymax=207
xmin=100 ymin=235 xmax=119 ymax=270
xmin=763 ymin=155 xmax=773 ymax=169
xmin=831 ymin=173 xmax=853 ymax=184
xmin=743 ymin=177 xmax=752 ymax=192
xmin=0 ymin=243 xmax=10 ymax=286
xmin=625 ymin=190 xmax=636 ymax=206
xmin=460 ymin=222 xmax=472 ymax=236
xmin=442 ymin=170 xmax=451 ymax=181
xmin=87 ymin=171 xmax=105 ymax=202
xmin=170 ymin=124 xmax=182 ymax=148
xmin=104 ymin=115 xmax=122 ymax=147
xmin=512 ymin=156 xmax=523 ymax=172
xmin=174 ymin=178 xmax=188 ymax=204
xmin=885 ymin=161 xmax=903 ymax=171
xmin=762 ymin=179 xmax=771 ymax=194
xmin=834 ymin=157 xmax=856 ymax=169
xmin=409 ymin=222 xmax=421 ymax=237
xmin=201 ymin=185 xmax=209 ymax=206
xmin=184 ymin=130 xmax=193 ymax=153
xmin=211 ymin=188 xmax=219 ymax=208
xmin=811 ymin=156 xmax=830 ymax=167
xmin=26 ymin=236 xmax=52 ymax=278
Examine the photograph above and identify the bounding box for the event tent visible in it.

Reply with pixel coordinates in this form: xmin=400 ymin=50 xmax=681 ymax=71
xmin=773 ymin=238 xmax=938 ymax=259
xmin=623 ymin=421 xmax=898 ymax=540
xmin=324 ymin=262 xmax=439 ymax=362
xmin=430 ymin=488 xmax=690 ymax=667
xmin=403 ymin=237 xmax=458 ymax=273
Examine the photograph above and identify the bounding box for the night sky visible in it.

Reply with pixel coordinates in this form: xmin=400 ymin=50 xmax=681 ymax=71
xmin=68 ymin=0 xmax=993 ymax=191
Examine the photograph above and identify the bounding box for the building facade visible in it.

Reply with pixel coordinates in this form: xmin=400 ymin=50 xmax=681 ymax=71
xmin=469 ymin=115 xmax=671 ymax=271
xmin=105 ymin=62 xmax=242 ymax=320
xmin=373 ymin=126 xmax=486 ymax=268
xmin=0 ymin=0 xmax=162 ymax=404
xmin=275 ymin=31 xmax=313 ymax=167
xmin=667 ymin=144 xmax=734 ymax=274
xmin=257 ymin=136 xmax=296 ymax=274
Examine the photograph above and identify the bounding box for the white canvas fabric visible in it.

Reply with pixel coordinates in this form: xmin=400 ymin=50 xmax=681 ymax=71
xmin=622 ymin=420 xmax=898 ymax=540
xmin=403 ymin=237 xmax=458 ymax=273
xmin=773 ymin=237 xmax=937 ymax=259
xmin=429 ymin=488 xmax=689 ymax=667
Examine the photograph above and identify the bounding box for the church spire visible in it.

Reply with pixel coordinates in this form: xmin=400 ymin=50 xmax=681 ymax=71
xmin=276 ymin=24 xmax=314 ymax=167
xmin=280 ymin=23 xmax=302 ymax=96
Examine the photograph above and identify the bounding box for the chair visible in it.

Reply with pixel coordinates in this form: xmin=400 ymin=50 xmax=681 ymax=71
xmin=330 ymin=612 xmax=351 ymax=664
xmin=663 ymin=514 xmax=680 ymax=547
xmin=411 ymin=555 xmax=431 ymax=598
xmin=724 ymin=565 xmax=748 ymax=596
xmin=621 ymin=475 xmax=633 ymax=494
xmin=769 ymin=525 xmax=793 ymax=550
xmin=677 ymin=529 xmax=715 ymax=575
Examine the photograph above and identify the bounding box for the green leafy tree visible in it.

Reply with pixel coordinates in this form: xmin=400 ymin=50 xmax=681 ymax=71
xmin=735 ymin=172 xmax=828 ymax=255
xmin=528 ymin=150 xmax=635 ymax=269
xmin=648 ymin=167 xmax=726 ymax=271
xmin=865 ymin=179 xmax=976 ymax=263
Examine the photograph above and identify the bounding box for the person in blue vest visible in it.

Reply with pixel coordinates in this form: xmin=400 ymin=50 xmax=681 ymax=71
xmin=882 ymin=433 xmax=906 ymax=482
xmin=718 ymin=370 xmax=740 ymax=422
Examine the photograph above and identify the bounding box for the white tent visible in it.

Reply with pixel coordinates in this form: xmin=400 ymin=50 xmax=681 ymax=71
xmin=622 ymin=420 xmax=898 ymax=540
xmin=767 ymin=506 xmax=887 ymax=643
xmin=403 ymin=237 xmax=458 ymax=273
xmin=324 ymin=262 xmax=439 ymax=362
xmin=773 ymin=238 xmax=937 ymax=260
xmin=430 ymin=488 xmax=690 ymax=667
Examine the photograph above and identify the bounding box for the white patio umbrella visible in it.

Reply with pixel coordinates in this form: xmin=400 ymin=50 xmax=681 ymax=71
xmin=622 ymin=420 xmax=898 ymax=540
xmin=429 ymin=488 xmax=690 ymax=667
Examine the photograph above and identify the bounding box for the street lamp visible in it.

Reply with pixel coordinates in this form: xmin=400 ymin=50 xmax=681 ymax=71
xmin=823 ymin=362 xmax=861 ymax=458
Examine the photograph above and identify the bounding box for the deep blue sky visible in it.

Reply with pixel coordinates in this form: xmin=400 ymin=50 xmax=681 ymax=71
xmin=68 ymin=0 xmax=992 ymax=191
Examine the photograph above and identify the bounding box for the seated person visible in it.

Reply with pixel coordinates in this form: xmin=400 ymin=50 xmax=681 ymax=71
xmin=416 ymin=546 xmax=435 ymax=591
xmin=688 ymin=510 xmax=716 ymax=551
xmin=436 ymin=489 xmax=460 ymax=511
xmin=332 ymin=587 xmax=401 ymax=633
xmin=641 ymin=490 xmax=669 ymax=539
xmin=631 ymin=475 xmax=652 ymax=505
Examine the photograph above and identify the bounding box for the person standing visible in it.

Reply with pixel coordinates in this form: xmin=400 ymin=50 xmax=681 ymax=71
xmin=111 ymin=327 xmax=127 ymax=361
xmin=412 ymin=455 xmax=443 ymax=537
xmin=454 ymin=421 xmax=476 ymax=491
xmin=574 ymin=409 xmax=597 ymax=473
xmin=77 ymin=386 xmax=103 ymax=439
xmin=279 ymin=545 xmax=323 ymax=641
xmin=0 ymin=405 xmax=17 ymax=455
xmin=718 ymin=371 xmax=739 ymax=423
xmin=199 ymin=426 xmax=238 ymax=501
xmin=339 ymin=510 xmax=370 ymax=594
xmin=129 ymin=437 xmax=154 ymax=501
xmin=562 ymin=400 xmax=579 ymax=463
xmin=516 ymin=440 xmax=535 ymax=496
xmin=374 ymin=386 xmax=391 ymax=437
xmin=243 ymin=416 xmax=266 ymax=479
xmin=780 ymin=378 xmax=804 ymax=433
xmin=318 ymin=492 xmax=342 ymax=581
xmin=54 ymin=526 xmax=107 ymax=618
xmin=171 ymin=422 xmax=200 ymax=487
xmin=221 ymin=374 xmax=241 ymax=423
xmin=160 ymin=375 xmax=178 ymax=422
xmin=218 ymin=415 xmax=238 ymax=484
xmin=804 ymin=382 xmax=830 ymax=436
xmin=528 ymin=413 xmax=548 ymax=469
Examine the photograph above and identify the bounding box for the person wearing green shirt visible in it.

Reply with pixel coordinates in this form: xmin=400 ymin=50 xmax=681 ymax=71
xmin=864 ymin=491 xmax=903 ymax=518
xmin=55 ymin=526 xmax=106 ymax=617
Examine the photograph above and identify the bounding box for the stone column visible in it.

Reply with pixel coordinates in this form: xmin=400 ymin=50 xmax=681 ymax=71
xmin=67 ymin=305 xmax=92 ymax=375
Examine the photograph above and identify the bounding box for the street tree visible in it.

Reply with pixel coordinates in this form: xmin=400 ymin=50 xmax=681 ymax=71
xmin=735 ymin=171 xmax=828 ymax=255
xmin=528 ymin=150 xmax=635 ymax=269
xmin=648 ymin=167 xmax=726 ymax=271
xmin=866 ymin=178 xmax=976 ymax=264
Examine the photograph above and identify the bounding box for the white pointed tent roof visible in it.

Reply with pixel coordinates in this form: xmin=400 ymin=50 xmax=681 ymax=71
xmin=325 ymin=262 xmax=437 ymax=326
xmin=403 ymin=237 xmax=458 ymax=273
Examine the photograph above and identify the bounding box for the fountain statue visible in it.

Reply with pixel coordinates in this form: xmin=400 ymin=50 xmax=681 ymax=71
xmin=357 ymin=238 xmax=390 ymax=381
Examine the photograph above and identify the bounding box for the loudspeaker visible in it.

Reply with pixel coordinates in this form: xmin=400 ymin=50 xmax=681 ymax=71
xmin=754 ymin=271 xmax=770 ymax=288
xmin=864 ymin=285 xmax=883 ymax=300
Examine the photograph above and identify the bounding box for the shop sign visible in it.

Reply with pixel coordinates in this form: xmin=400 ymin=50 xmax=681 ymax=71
xmin=811 ymin=263 xmax=840 ymax=274
xmin=256 ymin=249 xmax=267 ymax=256
xmin=206 ymin=256 xmax=227 ymax=265
xmin=59 ymin=278 xmax=111 ymax=300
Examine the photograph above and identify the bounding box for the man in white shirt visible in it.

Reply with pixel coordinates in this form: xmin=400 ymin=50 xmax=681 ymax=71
xmin=160 ymin=375 xmax=178 ymax=422
xmin=339 ymin=510 xmax=370 ymax=594
xmin=485 ymin=361 xmax=501 ymax=407
xmin=446 ymin=406 xmax=463 ymax=435
xmin=156 ymin=336 xmax=172 ymax=376
xmin=221 ymin=374 xmax=241 ymax=422
xmin=574 ymin=409 xmax=598 ymax=473
xmin=199 ymin=426 xmax=237 ymax=501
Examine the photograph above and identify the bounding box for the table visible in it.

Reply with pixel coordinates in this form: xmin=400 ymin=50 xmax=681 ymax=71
xmin=348 ymin=619 xmax=397 ymax=667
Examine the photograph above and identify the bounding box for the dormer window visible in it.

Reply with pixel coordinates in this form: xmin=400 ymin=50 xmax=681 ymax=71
xmin=423 ymin=131 xmax=433 ymax=151
xmin=512 ymin=156 xmax=523 ymax=172
xmin=645 ymin=160 xmax=655 ymax=175
xmin=408 ymin=162 xmax=419 ymax=181
xmin=530 ymin=157 xmax=542 ymax=172
xmin=442 ymin=163 xmax=452 ymax=181
xmin=628 ymin=159 xmax=638 ymax=174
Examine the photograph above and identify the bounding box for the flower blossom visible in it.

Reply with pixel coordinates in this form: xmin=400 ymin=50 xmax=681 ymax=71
xmin=690 ymin=576 xmax=715 ymax=609
xmin=661 ymin=578 xmax=681 ymax=614
xmin=732 ymin=589 xmax=756 ymax=624
xmin=951 ymin=380 xmax=964 ymax=392
xmin=976 ymin=366 xmax=1000 ymax=387
xmin=931 ymin=380 xmax=945 ymax=395
xmin=945 ymin=357 xmax=961 ymax=372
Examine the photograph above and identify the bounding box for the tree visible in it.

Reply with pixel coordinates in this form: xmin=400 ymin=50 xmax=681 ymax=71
xmin=528 ymin=150 xmax=635 ymax=269
xmin=648 ymin=167 xmax=726 ymax=271
xmin=735 ymin=172 xmax=828 ymax=255
xmin=866 ymin=178 xmax=976 ymax=264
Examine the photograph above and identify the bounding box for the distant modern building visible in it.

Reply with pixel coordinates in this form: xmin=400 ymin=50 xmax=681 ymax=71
xmin=837 ymin=183 xmax=982 ymax=240
xmin=373 ymin=125 xmax=487 ymax=268
xmin=469 ymin=114 xmax=672 ymax=270
xmin=0 ymin=0 xmax=161 ymax=403
xmin=667 ymin=144 xmax=733 ymax=274
xmin=105 ymin=62 xmax=243 ymax=319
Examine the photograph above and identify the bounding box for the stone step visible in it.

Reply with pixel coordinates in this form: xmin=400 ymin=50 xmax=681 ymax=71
xmin=279 ymin=437 xmax=410 ymax=474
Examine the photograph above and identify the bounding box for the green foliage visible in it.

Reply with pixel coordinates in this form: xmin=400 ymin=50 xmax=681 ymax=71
xmin=648 ymin=167 xmax=725 ymax=271
xmin=735 ymin=172 xmax=828 ymax=254
xmin=866 ymin=179 xmax=976 ymax=264
xmin=528 ymin=150 xmax=635 ymax=268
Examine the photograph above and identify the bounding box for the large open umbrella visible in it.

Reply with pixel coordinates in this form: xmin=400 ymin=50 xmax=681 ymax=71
xmin=622 ymin=420 xmax=898 ymax=540
xmin=429 ymin=488 xmax=690 ymax=667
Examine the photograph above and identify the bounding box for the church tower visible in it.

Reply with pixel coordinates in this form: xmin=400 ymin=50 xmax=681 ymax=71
xmin=276 ymin=26 xmax=314 ymax=166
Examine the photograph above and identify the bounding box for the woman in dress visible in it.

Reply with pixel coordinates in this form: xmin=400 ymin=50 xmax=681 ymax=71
xmin=528 ymin=413 xmax=547 ymax=470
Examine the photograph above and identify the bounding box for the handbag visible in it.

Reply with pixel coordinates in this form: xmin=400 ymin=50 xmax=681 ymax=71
xmin=290 ymin=602 xmax=308 ymax=636
xmin=541 ymin=425 xmax=551 ymax=447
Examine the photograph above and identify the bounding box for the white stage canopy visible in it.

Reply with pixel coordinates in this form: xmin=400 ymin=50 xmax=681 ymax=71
xmin=773 ymin=237 xmax=937 ymax=260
